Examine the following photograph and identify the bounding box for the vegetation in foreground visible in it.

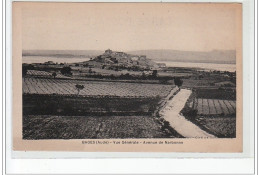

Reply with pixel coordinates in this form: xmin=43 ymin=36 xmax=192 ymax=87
xmin=23 ymin=94 xmax=162 ymax=116
xmin=181 ymin=89 xmax=236 ymax=138
xmin=23 ymin=77 xmax=175 ymax=97
xmin=194 ymin=115 xmax=236 ymax=138
xmin=23 ymin=115 xmax=176 ymax=139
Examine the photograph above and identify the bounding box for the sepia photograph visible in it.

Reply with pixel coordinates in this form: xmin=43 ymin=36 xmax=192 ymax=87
xmin=12 ymin=2 xmax=243 ymax=152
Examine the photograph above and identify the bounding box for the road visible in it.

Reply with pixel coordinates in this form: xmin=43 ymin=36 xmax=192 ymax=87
xmin=160 ymin=89 xmax=216 ymax=138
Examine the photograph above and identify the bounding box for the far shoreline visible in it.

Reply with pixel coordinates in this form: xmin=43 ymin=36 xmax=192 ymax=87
xmin=22 ymin=56 xmax=236 ymax=72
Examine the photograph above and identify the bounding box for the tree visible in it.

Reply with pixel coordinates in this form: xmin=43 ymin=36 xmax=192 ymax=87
xmin=22 ymin=64 xmax=34 ymax=77
xmin=152 ymin=70 xmax=158 ymax=78
xmin=75 ymin=84 xmax=84 ymax=95
xmin=141 ymin=72 xmax=146 ymax=80
xmin=159 ymin=76 xmax=171 ymax=84
xmin=61 ymin=66 xmax=72 ymax=75
xmin=174 ymin=77 xmax=183 ymax=88
xmin=52 ymin=72 xmax=57 ymax=78
xmin=22 ymin=67 xmax=28 ymax=77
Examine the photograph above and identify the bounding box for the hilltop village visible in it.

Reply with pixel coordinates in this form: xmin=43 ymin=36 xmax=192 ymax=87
xmin=79 ymin=49 xmax=166 ymax=71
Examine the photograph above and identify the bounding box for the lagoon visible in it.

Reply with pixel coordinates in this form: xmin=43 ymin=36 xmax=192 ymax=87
xmin=156 ymin=61 xmax=236 ymax=72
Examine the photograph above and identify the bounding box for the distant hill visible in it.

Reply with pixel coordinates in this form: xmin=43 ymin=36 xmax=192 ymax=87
xmin=23 ymin=49 xmax=236 ymax=64
xmin=22 ymin=50 xmax=103 ymax=58
xmin=86 ymin=49 xmax=163 ymax=69
xmin=127 ymin=50 xmax=236 ymax=64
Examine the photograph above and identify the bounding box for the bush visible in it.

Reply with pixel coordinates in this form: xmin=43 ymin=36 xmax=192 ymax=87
xmin=52 ymin=72 xmax=57 ymax=78
xmin=159 ymin=76 xmax=171 ymax=84
xmin=75 ymin=84 xmax=85 ymax=95
xmin=174 ymin=77 xmax=183 ymax=87
xmin=22 ymin=64 xmax=35 ymax=77
xmin=22 ymin=67 xmax=28 ymax=77
xmin=61 ymin=66 xmax=72 ymax=75
xmin=152 ymin=70 xmax=158 ymax=77
xmin=181 ymin=107 xmax=198 ymax=121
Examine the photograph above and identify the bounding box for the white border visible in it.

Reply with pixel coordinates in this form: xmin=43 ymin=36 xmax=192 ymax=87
xmin=4 ymin=0 xmax=256 ymax=174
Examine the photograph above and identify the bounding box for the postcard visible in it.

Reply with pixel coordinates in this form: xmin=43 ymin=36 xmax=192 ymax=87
xmin=12 ymin=2 xmax=242 ymax=152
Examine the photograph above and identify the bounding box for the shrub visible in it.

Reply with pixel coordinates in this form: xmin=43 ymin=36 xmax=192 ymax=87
xmin=22 ymin=67 xmax=28 ymax=77
xmin=152 ymin=70 xmax=158 ymax=77
xmin=174 ymin=77 xmax=183 ymax=88
xmin=52 ymin=72 xmax=57 ymax=78
xmin=75 ymin=84 xmax=85 ymax=95
xmin=61 ymin=66 xmax=72 ymax=75
xmin=181 ymin=107 xmax=198 ymax=121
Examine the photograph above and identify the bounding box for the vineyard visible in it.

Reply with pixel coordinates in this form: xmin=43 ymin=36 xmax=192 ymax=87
xmin=27 ymin=70 xmax=68 ymax=79
xmin=183 ymin=97 xmax=236 ymax=137
xmin=23 ymin=77 xmax=176 ymax=97
xmin=23 ymin=115 xmax=171 ymax=139
xmin=195 ymin=116 xmax=236 ymax=138
xmin=181 ymin=89 xmax=237 ymax=137
xmin=191 ymin=98 xmax=236 ymax=115
xmin=23 ymin=95 xmax=161 ymax=116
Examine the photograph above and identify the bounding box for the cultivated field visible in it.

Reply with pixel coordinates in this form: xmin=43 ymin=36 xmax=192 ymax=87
xmin=23 ymin=115 xmax=172 ymax=139
xmin=71 ymin=67 xmax=193 ymax=77
xmin=22 ymin=76 xmax=180 ymax=139
xmin=73 ymin=67 xmax=143 ymax=76
xmin=27 ymin=70 xmax=68 ymax=78
xmin=22 ymin=66 xmax=237 ymax=139
xmin=182 ymin=79 xmax=216 ymax=88
xmin=192 ymin=98 xmax=236 ymax=115
xmin=195 ymin=88 xmax=236 ymax=100
xmin=181 ymin=88 xmax=236 ymax=138
xmin=23 ymin=77 xmax=176 ymax=97
xmin=23 ymin=95 xmax=162 ymax=116
xmin=195 ymin=116 xmax=236 ymax=138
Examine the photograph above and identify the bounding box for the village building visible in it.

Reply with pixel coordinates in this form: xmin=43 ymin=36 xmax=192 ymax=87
xmin=90 ymin=49 xmax=163 ymax=70
xmin=43 ymin=61 xmax=55 ymax=65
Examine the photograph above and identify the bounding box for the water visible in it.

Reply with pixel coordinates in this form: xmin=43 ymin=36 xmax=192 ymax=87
xmin=22 ymin=56 xmax=90 ymax=64
xmin=156 ymin=61 xmax=236 ymax=72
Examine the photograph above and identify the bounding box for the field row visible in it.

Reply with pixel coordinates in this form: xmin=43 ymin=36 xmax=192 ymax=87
xmin=23 ymin=77 xmax=175 ymax=97
xmin=23 ymin=115 xmax=169 ymax=139
xmin=27 ymin=70 xmax=68 ymax=78
xmin=195 ymin=116 xmax=236 ymax=138
xmin=23 ymin=94 xmax=161 ymax=116
xmin=192 ymin=98 xmax=236 ymax=115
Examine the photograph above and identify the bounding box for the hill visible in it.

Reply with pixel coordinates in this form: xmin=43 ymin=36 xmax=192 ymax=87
xmin=22 ymin=50 xmax=103 ymax=58
xmin=85 ymin=49 xmax=164 ymax=69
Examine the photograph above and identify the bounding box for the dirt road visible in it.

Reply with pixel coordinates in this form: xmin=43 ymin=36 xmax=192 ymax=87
xmin=160 ymin=89 xmax=216 ymax=138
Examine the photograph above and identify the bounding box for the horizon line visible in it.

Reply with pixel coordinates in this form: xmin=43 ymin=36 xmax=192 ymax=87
xmin=22 ymin=49 xmax=236 ymax=52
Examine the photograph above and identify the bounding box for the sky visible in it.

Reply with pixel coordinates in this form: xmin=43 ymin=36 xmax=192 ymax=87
xmin=21 ymin=3 xmax=241 ymax=52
